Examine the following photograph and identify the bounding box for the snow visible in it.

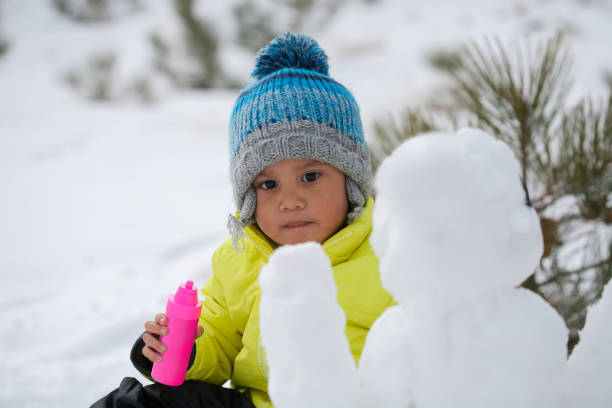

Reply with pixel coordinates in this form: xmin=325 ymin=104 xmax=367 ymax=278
xmin=1 ymin=0 xmax=611 ymax=406
xmin=563 ymin=285 xmax=612 ymax=407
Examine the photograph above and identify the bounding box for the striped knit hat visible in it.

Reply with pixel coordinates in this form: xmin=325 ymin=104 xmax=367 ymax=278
xmin=228 ymin=33 xmax=372 ymax=237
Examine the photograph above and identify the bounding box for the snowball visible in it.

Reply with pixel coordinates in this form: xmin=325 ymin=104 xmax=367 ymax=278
xmin=371 ymin=128 xmax=543 ymax=313
xmin=259 ymin=242 xmax=361 ymax=408
xmin=360 ymin=290 xmax=567 ymax=408
xmin=409 ymin=288 xmax=567 ymax=408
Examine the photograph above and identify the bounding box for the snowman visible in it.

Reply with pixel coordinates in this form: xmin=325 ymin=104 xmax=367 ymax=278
xmin=361 ymin=128 xmax=569 ymax=407
xmin=259 ymin=128 xmax=569 ymax=408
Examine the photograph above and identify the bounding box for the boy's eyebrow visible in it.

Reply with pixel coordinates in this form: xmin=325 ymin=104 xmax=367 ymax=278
xmin=254 ymin=168 xmax=274 ymax=178
xmin=296 ymin=159 xmax=321 ymax=169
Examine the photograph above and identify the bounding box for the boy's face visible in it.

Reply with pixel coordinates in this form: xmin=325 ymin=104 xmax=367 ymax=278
xmin=253 ymin=158 xmax=348 ymax=245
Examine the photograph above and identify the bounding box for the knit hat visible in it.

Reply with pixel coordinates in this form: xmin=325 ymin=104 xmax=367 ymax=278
xmin=228 ymin=33 xmax=373 ymax=238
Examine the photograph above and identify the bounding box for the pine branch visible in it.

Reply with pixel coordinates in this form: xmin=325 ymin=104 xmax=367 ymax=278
xmin=538 ymin=258 xmax=611 ymax=289
xmin=445 ymin=32 xmax=572 ymax=187
xmin=550 ymin=96 xmax=612 ymax=222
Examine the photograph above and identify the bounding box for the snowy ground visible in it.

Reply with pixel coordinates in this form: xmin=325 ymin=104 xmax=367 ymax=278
xmin=1 ymin=0 xmax=611 ymax=406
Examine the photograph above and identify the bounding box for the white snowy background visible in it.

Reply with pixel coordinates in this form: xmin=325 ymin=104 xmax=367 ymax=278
xmin=1 ymin=0 xmax=611 ymax=407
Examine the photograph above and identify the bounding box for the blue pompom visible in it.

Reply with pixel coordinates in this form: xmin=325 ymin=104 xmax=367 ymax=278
xmin=251 ymin=33 xmax=329 ymax=80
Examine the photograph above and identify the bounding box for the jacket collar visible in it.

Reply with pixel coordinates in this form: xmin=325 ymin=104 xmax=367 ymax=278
xmin=239 ymin=197 xmax=374 ymax=266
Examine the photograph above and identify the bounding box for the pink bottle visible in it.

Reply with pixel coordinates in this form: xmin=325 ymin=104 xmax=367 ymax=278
xmin=152 ymin=280 xmax=202 ymax=386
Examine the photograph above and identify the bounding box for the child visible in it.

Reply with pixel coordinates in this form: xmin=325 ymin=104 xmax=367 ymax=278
xmin=92 ymin=33 xmax=394 ymax=408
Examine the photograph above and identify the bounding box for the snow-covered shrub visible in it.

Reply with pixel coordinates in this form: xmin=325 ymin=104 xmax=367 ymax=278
xmin=63 ymin=52 xmax=155 ymax=102
xmin=52 ymin=0 xmax=143 ymax=23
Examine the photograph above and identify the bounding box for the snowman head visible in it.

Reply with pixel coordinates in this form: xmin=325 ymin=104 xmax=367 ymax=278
xmin=371 ymin=128 xmax=543 ymax=312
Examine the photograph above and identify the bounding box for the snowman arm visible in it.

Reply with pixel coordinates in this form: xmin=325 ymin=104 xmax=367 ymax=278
xmin=260 ymin=244 xmax=362 ymax=408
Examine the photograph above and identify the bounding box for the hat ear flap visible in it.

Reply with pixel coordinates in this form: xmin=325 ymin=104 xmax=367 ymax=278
xmin=239 ymin=186 xmax=257 ymax=226
xmin=228 ymin=187 xmax=257 ymax=252
xmin=346 ymin=177 xmax=366 ymax=222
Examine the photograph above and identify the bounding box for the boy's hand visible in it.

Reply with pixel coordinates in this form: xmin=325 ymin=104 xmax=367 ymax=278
xmin=142 ymin=313 xmax=204 ymax=363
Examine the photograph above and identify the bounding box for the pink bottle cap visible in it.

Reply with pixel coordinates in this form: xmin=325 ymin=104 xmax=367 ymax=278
xmin=167 ymin=280 xmax=202 ymax=320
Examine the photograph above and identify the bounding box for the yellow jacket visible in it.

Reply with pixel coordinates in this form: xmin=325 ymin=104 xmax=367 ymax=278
xmin=185 ymin=198 xmax=394 ymax=407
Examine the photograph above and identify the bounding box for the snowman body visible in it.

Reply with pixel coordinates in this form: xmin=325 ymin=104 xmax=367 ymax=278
xmin=260 ymin=128 xmax=570 ymax=408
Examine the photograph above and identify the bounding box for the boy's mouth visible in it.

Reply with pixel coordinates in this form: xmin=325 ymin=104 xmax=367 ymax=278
xmin=283 ymin=221 xmax=313 ymax=229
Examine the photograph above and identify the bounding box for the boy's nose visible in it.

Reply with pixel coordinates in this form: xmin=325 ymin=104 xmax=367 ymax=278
xmin=279 ymin=191 xmax=306 ymax=211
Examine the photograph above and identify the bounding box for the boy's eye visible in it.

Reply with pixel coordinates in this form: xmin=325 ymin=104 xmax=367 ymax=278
xmin=301 ymin=171 xmax=321 ymax=182
xmin=258 ymin=180 xmax=277 ymax=190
